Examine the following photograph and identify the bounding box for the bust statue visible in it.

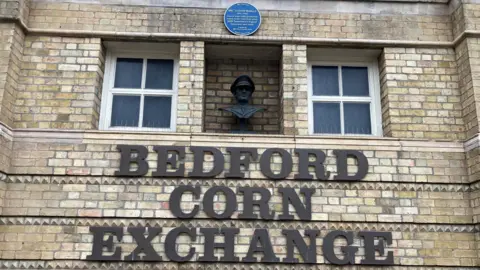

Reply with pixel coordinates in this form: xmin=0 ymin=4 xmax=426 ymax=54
xmin=219 ymin=75 xmax=264 ymax=132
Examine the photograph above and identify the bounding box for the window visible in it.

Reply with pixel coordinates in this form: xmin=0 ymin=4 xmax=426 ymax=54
xmin=308 ymin=61 xmax=381 ymax=136
xmin=100 ymin=48 xmax=178 ymax=131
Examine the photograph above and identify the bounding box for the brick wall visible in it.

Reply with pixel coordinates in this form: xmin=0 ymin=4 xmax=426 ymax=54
xmin=281 ymin=45 xmax=308 ymax=135
xmin=452 ymin=1 xmax=465 ymax=39
xmin=0 ymin=0 xmax=480 ymax=267
xmin=0 ymin=129 xmax=12 ymax=174
xmin=177 ymin=41 xmax=204 ymax=133
xmin=462 ymin=4 xmax=480 ymax=33
xmin=9 ymin=132 xmax=468 ymax=182
xmin=380 ymin=47 xmax=464 ymax=140
xmin=472 ymin=184 xmax=480 ymax=223
xmin=1 ymin=177 xmax=472 ymax=224
xmin=0 ymin=176 xmax=4 ymax=215
xmin=456 ymin=38 xmax=478 ymax=140
xmin=15 ymin=36 xmax=104 ymax=129
xmin=0 ymin=220 xmax=476 ymax=266
xmin=0 ymin=0 xmax=26 ymax=20
xmin=27 ymin=2 xmax=452 ymax=41
xmin=0 ymin=23 xmax=24 ymax=128
xmin=0 ymin=129 xmax=476 ymax=266
xmin=204 ymin=58 xmax=280 ymax=134
xmin=456 ymin=38 xmax=480 ymax=183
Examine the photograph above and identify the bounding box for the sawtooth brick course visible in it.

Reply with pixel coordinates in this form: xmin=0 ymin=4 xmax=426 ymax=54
xmin=0 ymin=262 xmax=475 ymax=269
xmin=204 ymin=58 xmax=280 ymax=133
xmin=0 ymin=221 xmax=476 ymax=266
xmin=0 ymin=0 xmax=480 ymax=266
xmin=0 ymin=179 xmax=473 ymax=224
xmin=7 ymin=132 xmax=468 ymax=183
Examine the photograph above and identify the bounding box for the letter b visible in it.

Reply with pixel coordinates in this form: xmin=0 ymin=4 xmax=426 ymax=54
xmin=114 ymin=145 xmax=149 ymax=176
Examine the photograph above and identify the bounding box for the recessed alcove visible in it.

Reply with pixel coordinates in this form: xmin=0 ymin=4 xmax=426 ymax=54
xmin=204 ymin=43 xmax=282 ymax=134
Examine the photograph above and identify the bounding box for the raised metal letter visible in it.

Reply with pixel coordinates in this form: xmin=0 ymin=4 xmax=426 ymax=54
xmin=124 ymin=227 xmax=162 ymax=261
xmin=359 ymin=231 xmax=394 ymax=265
xmin=169 ymin=185 xmax=200 ymax=219
xmin=203 ymin=186 xmax=237 ymax=219
xmin=322 ymin=231 xmax=358 ymax=265
xmin=115 ymin=145 xmax=149 ymax=176
xmin=152 ymin=146 xmax=185 ymax=177
xmin=260 ymin=148 xmax=293 ymax=179
xmin=278 ymin=187 xmax=315 ymax=221
xmin=86 ymin=226 xmax=123 ymax=261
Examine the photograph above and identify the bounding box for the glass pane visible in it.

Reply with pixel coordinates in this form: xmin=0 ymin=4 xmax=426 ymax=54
xmin=111 ymin=95 xmax=140 ymax=127
xmin=143 ymin=96 xmax=172 ymax=128
xmin=114 ymin=58 xmax=143 ymax=88
xmin=344 ymin=103 xmax=372 ymax=134
xmin=313 ymin=103 xmax=340 ymax=134
xmin=312 ymin=66 xmax=339 ymax=96
xmin=342 ymin=66 xmax=369 ymax=96
xmin=145 ymin=59 xmax=174 ymax=89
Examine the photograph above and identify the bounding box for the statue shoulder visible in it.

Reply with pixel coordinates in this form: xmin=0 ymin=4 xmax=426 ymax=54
xmin=219 ymin=105 xmax=264 ymax=118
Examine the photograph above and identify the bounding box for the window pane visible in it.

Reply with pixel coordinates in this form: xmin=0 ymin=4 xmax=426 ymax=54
xmin=312 ymin=66 xmax=339 ymax=96
xmin=342 ymin=66 xmax=369 ymax=96
xmin=145 ymin=59 xmax=174 ymax=89
xmin=143 ymin=96 xmax=172 ymax=128
xmin=313 ymin=102 xmax=340 ymax=134
xmin=114 ymin=58 xmax=143 ymax=88
xmin=111 ymin=95 xmax=140 ymax=127
xmin=344 ymin=103 xmax=372 ymax=134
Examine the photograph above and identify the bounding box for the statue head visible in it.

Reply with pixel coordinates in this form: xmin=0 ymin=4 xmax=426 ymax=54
xmin=230 ymin=75 xmax=255 ymax=104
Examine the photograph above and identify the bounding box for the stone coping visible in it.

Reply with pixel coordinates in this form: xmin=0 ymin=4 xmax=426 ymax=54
xmin=0 ymin=121 xmax=469 ymax=151
xmin=7 ymin=128 xmax=467 ymax=152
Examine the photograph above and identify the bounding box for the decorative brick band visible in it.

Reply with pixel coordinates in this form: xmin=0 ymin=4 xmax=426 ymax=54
xmin=0 ymin=217 xmax=477 ymax=232
xmin=0 ymin=261 xmax=475 ymax=270
xmin=0 ymin=220 xmax=477 ymax=266
xmin=4 ymin=174 xmax=473 ymax=192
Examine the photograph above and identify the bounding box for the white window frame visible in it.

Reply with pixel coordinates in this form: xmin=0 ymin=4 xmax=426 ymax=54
xmin=307 ymin=60 xmax=382 ymax=136
xmin=99 ymin=48 xmax=179 ymax=132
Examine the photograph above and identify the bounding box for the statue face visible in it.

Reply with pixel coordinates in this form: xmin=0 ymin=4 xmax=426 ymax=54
xmin=234 ymin=85 xmax=253 ymax=103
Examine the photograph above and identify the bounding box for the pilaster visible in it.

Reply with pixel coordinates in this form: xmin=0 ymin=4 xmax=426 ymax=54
xmin=281 ymin=44 xmax=308 ymax=135
xmin=177 ymin=41 xmax=205 ymax=133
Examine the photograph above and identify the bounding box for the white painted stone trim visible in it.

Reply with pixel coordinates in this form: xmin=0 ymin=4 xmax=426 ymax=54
xmin=0 ymin=122 xmax=13 ymax=142
xmin=464 ymin=134 xmax=480 ymax=152
xmin=3 ymin=128 xmax=466 ymax=152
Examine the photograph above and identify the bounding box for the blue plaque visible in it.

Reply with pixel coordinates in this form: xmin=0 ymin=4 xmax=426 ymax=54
xmin=224 ymin=3 xmax=261 ymax=36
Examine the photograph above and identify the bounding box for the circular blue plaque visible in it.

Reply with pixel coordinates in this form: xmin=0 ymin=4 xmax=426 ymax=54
xmin=224 ymin=3 xmax=261 ymax=36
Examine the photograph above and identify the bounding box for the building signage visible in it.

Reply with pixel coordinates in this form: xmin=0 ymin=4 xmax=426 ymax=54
xmin=86 ymin=145 xmax=394 ymax=265
xmin=113 ymin=145 xmax=369 ymax=180
xmin=224 ymin=3 xmax=261 ymax=36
